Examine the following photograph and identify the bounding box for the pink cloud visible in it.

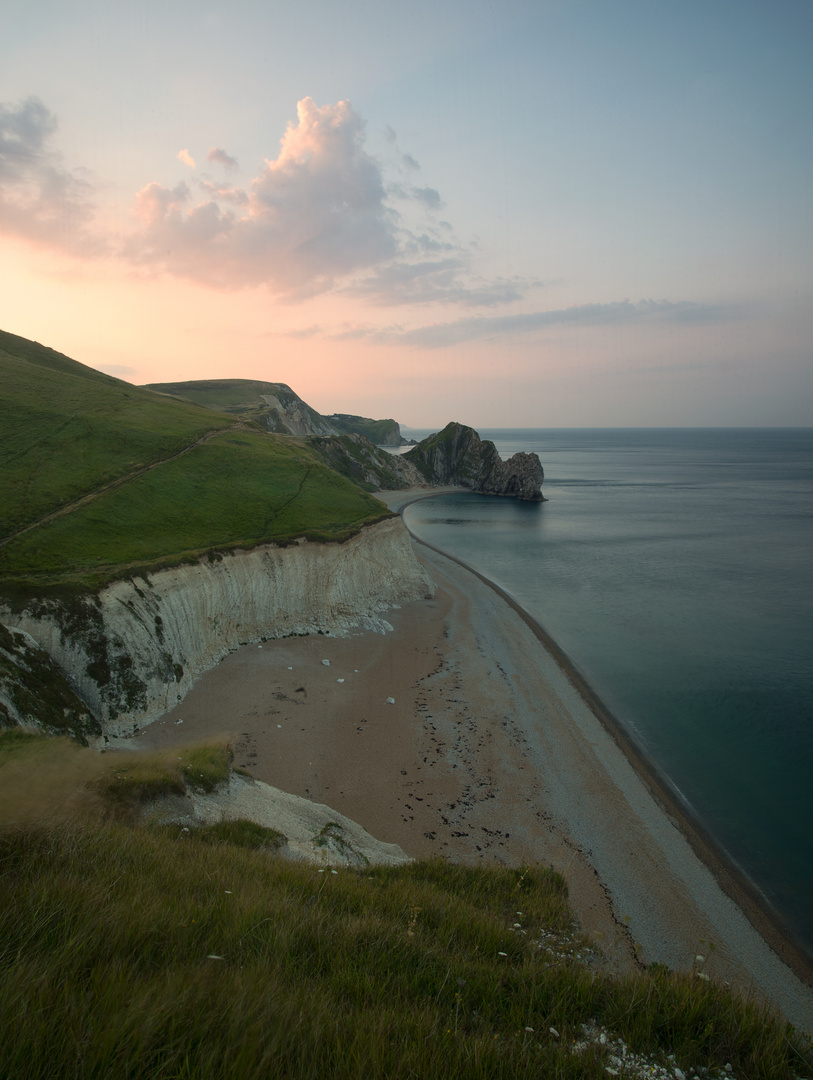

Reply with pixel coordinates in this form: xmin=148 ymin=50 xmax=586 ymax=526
xmin=125 ymin=97 xmax=398 ymax=294
xmin=0 ymin=93 xmax=535 ymax=307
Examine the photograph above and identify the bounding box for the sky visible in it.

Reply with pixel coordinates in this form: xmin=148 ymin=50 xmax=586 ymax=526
xmin=1 ymin=0 xmax=812 ymax=428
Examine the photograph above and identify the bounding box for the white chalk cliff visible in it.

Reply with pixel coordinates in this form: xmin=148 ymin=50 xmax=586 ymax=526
xmin=1 ymin=518 xmax=433 ymax=738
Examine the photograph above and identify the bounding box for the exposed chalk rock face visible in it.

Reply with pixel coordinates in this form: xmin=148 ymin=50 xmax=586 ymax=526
xmin=405 ymin=422 xmax=545 ymax=501
xmin=254 ymin=389 xmax=338 ymax=437
xmin=153 ymin=774 xmax=412 ymax=868
xmin=0 ymin=623 xmax=102 ymax=744
xmin=0 ymin=518 xmax=434 ymax=738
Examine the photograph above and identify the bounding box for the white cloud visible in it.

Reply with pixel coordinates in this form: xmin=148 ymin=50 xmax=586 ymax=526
xmin=0 ymin=96 xmax=98 ymax=252
xmin=177 ymin=148 xmax=196 ymax=169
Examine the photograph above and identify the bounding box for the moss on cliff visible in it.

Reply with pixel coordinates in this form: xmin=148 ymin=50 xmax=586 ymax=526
xmin=0 ymin=622 xmax=102 ymax=743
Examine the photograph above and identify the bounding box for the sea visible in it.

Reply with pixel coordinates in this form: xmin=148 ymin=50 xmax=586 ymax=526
xmin=397 ymin=428 xmax=813 ymax=958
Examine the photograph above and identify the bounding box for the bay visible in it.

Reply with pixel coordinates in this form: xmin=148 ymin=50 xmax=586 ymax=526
xmin=401 ymin=428 xmax=813 ymax=956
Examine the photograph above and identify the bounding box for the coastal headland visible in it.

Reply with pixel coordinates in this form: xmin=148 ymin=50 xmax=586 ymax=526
xmin=3 ymin=330 xmax=811 ymax=1045
xmin=134 ymin=489 xmax=813 ymax=1035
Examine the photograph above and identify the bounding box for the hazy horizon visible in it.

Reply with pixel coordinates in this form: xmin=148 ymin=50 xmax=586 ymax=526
xmin=2 ymin=1 xmax=811 ymax=428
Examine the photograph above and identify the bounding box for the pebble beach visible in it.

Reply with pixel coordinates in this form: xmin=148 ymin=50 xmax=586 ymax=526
xmin=135 ymin=512 xmax=813 ymax=1034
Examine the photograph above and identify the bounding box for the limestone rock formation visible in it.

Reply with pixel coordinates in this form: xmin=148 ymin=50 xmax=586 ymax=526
xmin=153 ymin=773 xmax=412 ymax=868
xmin=1 ymin=518 xmax=434 ymax=738
xmin=404 ymin=422 xmax=545 ymax=501
xmin=0 ymin=623 xmax=102 ymax=744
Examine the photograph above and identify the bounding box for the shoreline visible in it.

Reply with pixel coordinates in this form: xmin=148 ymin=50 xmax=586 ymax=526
xmin=397 ymin=497 xmax=813 ymax=992
xmin=133 ymin=491 xmax=813 ymax=1032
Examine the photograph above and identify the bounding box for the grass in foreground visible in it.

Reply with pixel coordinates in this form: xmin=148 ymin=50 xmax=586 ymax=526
xmin=0 ymin=751 xmax=810 ymax=1080
xmin=0 ymin=730 xmax=234 ymax=827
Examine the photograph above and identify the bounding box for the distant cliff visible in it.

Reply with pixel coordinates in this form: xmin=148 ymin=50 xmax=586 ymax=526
xmin=325 ymin=414 xmax=413 ymax=446
xmin=309 ymin=434 xmax=424 ymax=492
xmin=308 ymin=424 xmax=544 ymax=501
xmin=145 ymin=379 xmax=410 ymax=445
xmin=404 ymin=423 xmax=545 ymax=501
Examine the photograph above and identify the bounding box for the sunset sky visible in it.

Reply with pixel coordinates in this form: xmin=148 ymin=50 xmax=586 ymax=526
xmin=2 ymin=0 xmax=811 ymax=427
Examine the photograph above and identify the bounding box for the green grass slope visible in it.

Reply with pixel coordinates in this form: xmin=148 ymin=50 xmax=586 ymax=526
xmin=0 ymin=731 xmax=809 ymax=1080
xmin=0 ymin=332 xmax=390 ymax=590
xmin=145 ymin=378 xmax=297 ymax=414
xmin=0 ymin=331 xmax=235 ymax=535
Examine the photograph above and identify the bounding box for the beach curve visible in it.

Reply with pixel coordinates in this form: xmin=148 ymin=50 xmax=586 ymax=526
xmin=134 ymin=487 xmax=813 ymax=1033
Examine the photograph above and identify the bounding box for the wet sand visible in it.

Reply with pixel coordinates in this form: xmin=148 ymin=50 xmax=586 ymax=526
xmin=134 ymin=525 xmax=813 ymax=1033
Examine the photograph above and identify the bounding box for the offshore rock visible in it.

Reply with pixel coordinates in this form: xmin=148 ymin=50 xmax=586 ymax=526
xmin=404 ymin=422 xmax=545 ymax=501
xmin=0 ymin=518 xmax=434 ymax=738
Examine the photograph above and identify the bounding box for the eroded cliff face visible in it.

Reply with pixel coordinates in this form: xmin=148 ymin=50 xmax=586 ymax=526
xmin=309 ymin=433 xmax=425 ymax=492
xmin=405 ymin=423 xmax=545 ymax=501
xmin=0 ymin=518 xmax=434 ymax=738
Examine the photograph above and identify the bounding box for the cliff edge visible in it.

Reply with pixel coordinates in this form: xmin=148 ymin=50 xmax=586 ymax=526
xmin=1 ymin=518 xmax=434 ymax=739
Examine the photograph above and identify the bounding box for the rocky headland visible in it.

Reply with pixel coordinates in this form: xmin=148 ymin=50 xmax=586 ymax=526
xmin=403 ymin=422 xmax=545 ymax=501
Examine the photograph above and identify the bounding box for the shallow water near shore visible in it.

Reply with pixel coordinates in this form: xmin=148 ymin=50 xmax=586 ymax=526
xmin=402 ymin=428 xmax=813 ymax=958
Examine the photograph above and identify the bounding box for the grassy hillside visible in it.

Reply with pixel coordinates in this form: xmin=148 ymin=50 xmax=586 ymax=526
xmin=328 ymin=413 xmax=402 ymax=444
xmin=1 ymin=730 xmax=810 ymax=1080
xmin=0 ymin=331 xmax=235 ymax=534
xmin=145 ymin=378 xmax=299 ymax=414
xmin=0 ymin=332 xmax=390 ymax=590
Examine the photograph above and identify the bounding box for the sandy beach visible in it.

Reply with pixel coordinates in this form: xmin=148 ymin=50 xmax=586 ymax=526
xmin=134 ymin=503 xmax=813 ymax=1033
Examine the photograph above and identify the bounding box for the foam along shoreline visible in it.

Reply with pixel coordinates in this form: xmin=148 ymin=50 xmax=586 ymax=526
xmin=134 ymin=487 xmax=813 ymax=1034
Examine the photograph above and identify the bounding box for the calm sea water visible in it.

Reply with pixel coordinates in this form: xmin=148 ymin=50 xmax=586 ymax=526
xmin=400 ymin=429 xmax=813 ymax=955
